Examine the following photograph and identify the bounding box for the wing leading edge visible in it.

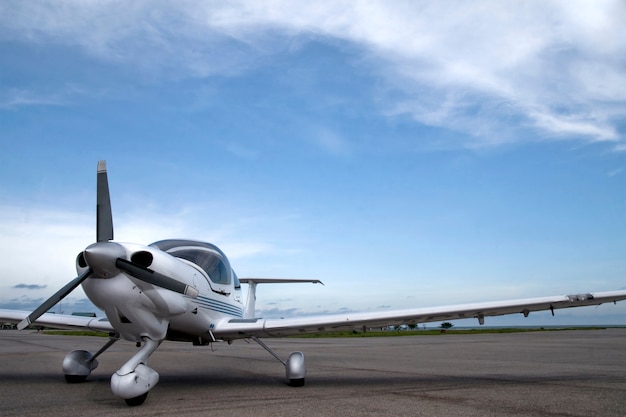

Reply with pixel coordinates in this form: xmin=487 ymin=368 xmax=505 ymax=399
xmin=0 ymin=309 xmax=114 ymax=333
xmin=214 ymin=290 xmax=626 ymax=339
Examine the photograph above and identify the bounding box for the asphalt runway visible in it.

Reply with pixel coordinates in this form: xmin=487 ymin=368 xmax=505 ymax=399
xmin=1 ymin=329 xmax=626 ymax=417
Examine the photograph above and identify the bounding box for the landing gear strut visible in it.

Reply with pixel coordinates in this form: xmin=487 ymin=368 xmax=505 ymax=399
xmin=251 ymin=336 xmax=306 ymax=386
xmin=110 ymin=336 xmax=161 ymax=406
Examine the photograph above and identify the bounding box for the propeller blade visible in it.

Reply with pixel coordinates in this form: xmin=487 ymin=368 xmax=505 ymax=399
xmin=96 ymin=160 xmax=113 ymax=242
xmin=17 ymin=269 xmax=93 ymax=330
xmin=116 ymin=258 xmax=199 ymax=298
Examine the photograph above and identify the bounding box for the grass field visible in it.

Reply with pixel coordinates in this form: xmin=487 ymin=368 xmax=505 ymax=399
xmin=40 ymin=326 xmax=618 ymax=339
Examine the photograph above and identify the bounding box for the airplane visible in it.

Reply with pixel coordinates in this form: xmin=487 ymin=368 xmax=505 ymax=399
xmin=1 ymin=160 xmax=625 ymax=406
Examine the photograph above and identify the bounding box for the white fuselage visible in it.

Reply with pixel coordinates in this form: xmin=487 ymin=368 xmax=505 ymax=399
xmin=80 ymin=241 xmax=244 ymax=343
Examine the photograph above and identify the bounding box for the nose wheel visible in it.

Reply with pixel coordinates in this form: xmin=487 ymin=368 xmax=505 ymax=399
xmin=125 ymin=392 xmax=149 ymax=407
xmin=110 ymin=337 xmax=161 ymax=404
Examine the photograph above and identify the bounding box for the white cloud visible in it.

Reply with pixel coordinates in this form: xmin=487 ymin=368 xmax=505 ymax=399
xmin=1 ymin=1 xmax=624 ymax=147
xmin=529 ymin=109 xmax=618 ymax=142
xmin=0 ymin=204 xmax=92 ymax=309
xmin=0 ymin=198 xmax=309 ymax=306
xmin=0 ymin=88 xmax=67 ymax=109
xmin=309 ymin=127 xmax=351 ymax=157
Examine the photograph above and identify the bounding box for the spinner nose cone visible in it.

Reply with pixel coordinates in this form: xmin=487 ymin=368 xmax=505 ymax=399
xmin=83 ymin=242 xmax=125 ymax=277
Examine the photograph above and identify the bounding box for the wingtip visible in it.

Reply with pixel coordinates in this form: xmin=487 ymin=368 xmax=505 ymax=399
xmin=97 ymin=160 xmax=107 ymax=173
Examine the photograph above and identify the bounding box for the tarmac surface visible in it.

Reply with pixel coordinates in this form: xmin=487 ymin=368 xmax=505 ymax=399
xmin=1 ymin=329 xmax=625 ymax=417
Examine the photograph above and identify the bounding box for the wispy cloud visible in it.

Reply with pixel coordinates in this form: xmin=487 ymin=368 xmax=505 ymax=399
xmin=530 ymin=109 xmax=618 ymax=142
xmin=614 ymin=144 xmax=626 ymax=152
xmin=13 ymin=284 xmax=47 ymax=290
xmin=310 ymin=127 xmax=351 ymax=157
xmin=0 ymin=88 xmax=67 ymax=109
xmin=0 ymin=295 xmax=99 ymax=314
xmin=0 ymin=198 xmax=308 ymax=307
xmin=1 ymin=1 xmax=624 ymax=149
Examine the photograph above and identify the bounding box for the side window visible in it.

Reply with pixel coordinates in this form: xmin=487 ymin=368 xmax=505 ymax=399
xmin=233 ymin=271 xmax=241 ymax=290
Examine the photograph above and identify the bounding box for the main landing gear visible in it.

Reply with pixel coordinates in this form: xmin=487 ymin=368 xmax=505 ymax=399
xmin=251 ymin=337 xmax=306 ymax=387
xmin=62 ymin=333 xmax=120 ymax=383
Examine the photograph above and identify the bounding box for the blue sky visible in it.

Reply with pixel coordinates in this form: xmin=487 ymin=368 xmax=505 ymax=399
xmin=1 ymin=1 xmax=625 ymax=326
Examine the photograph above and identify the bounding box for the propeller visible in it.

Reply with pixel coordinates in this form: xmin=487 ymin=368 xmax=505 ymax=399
xmin=18 ymin=160 xmax=197 ymax=330
xmin=17 ymin=269 xmax=92 ymax=330
xmin=116 ymin=259 xmax=199 ymax=298
xmin=96 ymin=160 xmax=113 ymax=243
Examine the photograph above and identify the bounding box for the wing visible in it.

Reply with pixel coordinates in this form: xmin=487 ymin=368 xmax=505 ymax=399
xmin=0 ymin=309 xmax=114 ymax=332
xmin=213 ymin=290 xmax=626 ymax=339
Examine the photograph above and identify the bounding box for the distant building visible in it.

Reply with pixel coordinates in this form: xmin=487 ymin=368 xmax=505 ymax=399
xmin=71 ymin=312 xmax=97 ymax=318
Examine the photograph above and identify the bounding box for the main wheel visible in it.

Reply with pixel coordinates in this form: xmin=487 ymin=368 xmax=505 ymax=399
xmin=289 ymin=378 xmax=305 ymax=387
xmin=65 ymin=374 xmax=88 ymax=383
xmin=124 ymin=392 xmax=148 ymax=407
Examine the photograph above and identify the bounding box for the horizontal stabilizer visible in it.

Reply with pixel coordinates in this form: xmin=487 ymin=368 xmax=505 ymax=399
xmin=240 ymin=278 xmax=323 ymax=319
xmin=239 ymin=278 xmax=324 ymax=285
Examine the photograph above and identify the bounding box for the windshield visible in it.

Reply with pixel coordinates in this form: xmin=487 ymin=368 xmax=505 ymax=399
xmin=150 ymin=239 xmax=232 ymax=285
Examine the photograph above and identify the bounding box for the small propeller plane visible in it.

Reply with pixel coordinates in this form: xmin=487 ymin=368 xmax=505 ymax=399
xmin=1 ymin=161 xmax=626 ymax=406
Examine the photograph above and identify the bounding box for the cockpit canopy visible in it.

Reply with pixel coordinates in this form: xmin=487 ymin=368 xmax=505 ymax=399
xmin=150 ymin=239 xmax=239 ymax=288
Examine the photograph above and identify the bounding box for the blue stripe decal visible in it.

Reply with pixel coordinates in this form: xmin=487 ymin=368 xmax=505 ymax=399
xmin=196 ymin=296 xmax=242 ymax=315
xmin=195 ymin=301 xmax=241 ymax=316
xmin=196 ymin=299 xmax=240 ymax=313
xmin=197 ymin=304 xmax=239 ymax=316
xmin=196 ymin=301 xmax=242 ymax=316
xmin=195 ymin=295 xmax=243 ymax=317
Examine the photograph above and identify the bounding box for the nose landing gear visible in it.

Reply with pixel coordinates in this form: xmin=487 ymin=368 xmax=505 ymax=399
xmin=110 ymin=337 xmax=162 ymax=406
